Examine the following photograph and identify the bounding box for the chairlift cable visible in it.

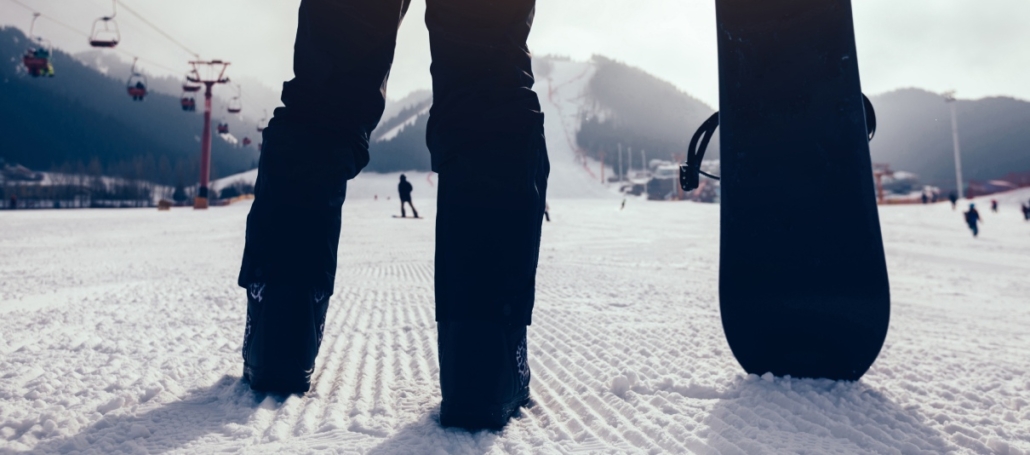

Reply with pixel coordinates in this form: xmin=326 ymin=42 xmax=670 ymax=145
xmin=116 ymin=0 xmax=201 ymax=59
xmin=3 ymin=0 xmax=182 ymax=74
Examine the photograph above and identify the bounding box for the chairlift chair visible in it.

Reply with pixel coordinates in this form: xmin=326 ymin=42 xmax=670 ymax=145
xmin=227 ymin=84 xmax=242 ymax=114
xmin=242 ymin=137 xmax=252 ymax=146
xmin=126 ymin=58 xmax=147 ymax=101
xmin=22 ymin=13 xmax=54 ymax=78
xmin=227 ymin=98 xmax=242 ymax=114
xmin=89 ymin=0 xmax=120 ymax=48
xmin=217 ymin=122 xmax=230 ymax=134
xmin=257 ymin=109 xmax=268 ymax=133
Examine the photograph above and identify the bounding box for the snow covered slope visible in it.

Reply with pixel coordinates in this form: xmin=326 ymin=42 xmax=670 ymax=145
xmin=536 ymin=60 xmax=614 ymax=199
xmin=1 ymin=194 xmax=1029 ymax=453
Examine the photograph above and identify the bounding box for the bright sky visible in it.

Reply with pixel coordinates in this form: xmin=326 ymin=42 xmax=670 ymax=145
xmin=3 ymin=0 xmax=1028 ymax=107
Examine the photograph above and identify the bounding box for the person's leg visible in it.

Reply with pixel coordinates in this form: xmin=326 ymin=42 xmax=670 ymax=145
xmin=400 ymin=200 xmax=406 ymax=217
xmin=426 ymin=0 xmax=548 ymax=429
xmin=409 ymin=200 xmax=419 ymax=218
xmin=238 ymin=0 xmax=411 ymax=394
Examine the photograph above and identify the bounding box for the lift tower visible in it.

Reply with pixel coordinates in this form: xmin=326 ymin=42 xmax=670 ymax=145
xmin=187 ymin=60 xmax=230 ymax=209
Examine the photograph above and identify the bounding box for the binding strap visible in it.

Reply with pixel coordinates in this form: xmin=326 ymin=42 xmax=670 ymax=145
xmin=679 ymin=94 xmax=877 ymax=192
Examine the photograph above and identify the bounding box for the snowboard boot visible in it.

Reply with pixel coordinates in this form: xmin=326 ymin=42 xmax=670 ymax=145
xmin=437 ymin=321 xmax=531 ymax=431
xmin=241 ymin=283 xmax=331 ymax=395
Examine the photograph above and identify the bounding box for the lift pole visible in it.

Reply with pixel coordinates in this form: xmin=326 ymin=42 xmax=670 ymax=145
xmin=187 ymin=60 xmax=230 ymax=209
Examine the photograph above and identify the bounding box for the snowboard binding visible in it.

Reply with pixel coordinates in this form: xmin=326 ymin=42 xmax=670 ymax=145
xmin=680 ymin=113 xmax=721 ymax=192
xmin=679 ymin=95 xmax=876 ymax=193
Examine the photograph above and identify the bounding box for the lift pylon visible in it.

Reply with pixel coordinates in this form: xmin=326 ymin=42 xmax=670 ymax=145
xmin=187 ymin=60 xmax=231 ymax=209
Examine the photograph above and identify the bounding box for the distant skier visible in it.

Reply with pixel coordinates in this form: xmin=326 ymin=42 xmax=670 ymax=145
xmin=949 ymin=191 xmax=958 ymax=210
xmin=964 ymin=203 xmax=981 ymax=237
xmin=1022 ymin=201 xmax=1030 ymax=221
xmin=398 ymin=174 xmax=418 ymax=218
xmin=921 ymin=192 xmax=928 ymax=204
xmin=990 ymin=199 xmax=998 ymax=213
xmin=544 ymin=203 xmax=550 ymax=222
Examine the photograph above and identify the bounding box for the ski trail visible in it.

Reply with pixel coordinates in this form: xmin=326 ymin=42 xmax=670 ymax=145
xmin=5 ymin=183 xmax=1030 ymax=453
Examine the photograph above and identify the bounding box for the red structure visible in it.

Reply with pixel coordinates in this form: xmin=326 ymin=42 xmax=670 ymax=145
xmin=186 ymin=60 xmax=231 ymax=209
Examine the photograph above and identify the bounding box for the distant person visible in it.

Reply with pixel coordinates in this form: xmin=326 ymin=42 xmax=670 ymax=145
xmin=398 ymin=174 xmax=418 ymax=218
xmin=9 ymin=195 xmax=16 ymax=210
xmin=990 ymin=199 xmax=998 ymax=213
xmin=964 ymin=203 xmax=981 ymax=237
xmin=544 ymin=203 xmax=550 ymax=222
xmin=931 ymin=190 xmax=939 ymax=203
xmin=949 ymin=191 xmax=958 ymax=210
xmin=1022 ymin=202 xmax=1030 ymax=221
xmin=921 ymin=192 xmax=928 ymax=204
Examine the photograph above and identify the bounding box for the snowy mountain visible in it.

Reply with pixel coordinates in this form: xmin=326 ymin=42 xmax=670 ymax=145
xmin=222 ymin=57 xmax=624 ymax=199
xmin=364 ymin=56 xmax=716 ymax=181
xmin=869 ymin=88 xmax=1030 ymax=191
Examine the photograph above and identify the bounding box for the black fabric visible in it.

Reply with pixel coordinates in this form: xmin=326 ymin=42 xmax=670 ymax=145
xmin=438 ymin=321 xmax=530 ymax=429
xmin=398 ymin=180 xmax=412 ymax=201
xmin=238 ymin=0 xmax=547 ymax=325
xmin=242 ymin=283 xmax=331 ymax=394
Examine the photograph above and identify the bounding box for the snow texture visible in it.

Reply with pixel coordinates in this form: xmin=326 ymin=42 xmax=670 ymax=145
xmin=1 ymin=58 xmax=1029 ymax=453
xmin=2 ymin=186 xmax=1029 ymax=454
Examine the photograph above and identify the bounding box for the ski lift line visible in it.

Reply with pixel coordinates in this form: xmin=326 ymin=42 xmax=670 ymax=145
xmin=3 ymin=0 xmax=182 ymax=75
xmin=116 ymin=0 xmax=200 ymax=59
xmin=5 ymin=0 xmax=87 ymax=39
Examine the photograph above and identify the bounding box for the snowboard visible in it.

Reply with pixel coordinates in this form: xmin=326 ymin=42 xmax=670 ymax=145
xmin=392 ymin=215 xmax=423 ymax=220
xmin=714 ymin=0 xmax=890 ymax=381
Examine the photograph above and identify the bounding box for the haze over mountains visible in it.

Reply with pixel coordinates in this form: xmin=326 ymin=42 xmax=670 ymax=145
xmin=3 ymin=23 xmax=1028 ymax=193
xmin=869 ymin=89 xmax=1030 ymax=188
xmin=368 ymin=56 xmax=1030 ymax=191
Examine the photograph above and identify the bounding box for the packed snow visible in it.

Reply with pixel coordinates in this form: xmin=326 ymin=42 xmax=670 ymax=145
xmin=1 ymin=184 xmax=1029 ymax=454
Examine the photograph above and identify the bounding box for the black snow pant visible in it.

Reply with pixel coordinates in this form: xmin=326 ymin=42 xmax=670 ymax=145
xmin=238 ymin=0 xmax=549 ymax=326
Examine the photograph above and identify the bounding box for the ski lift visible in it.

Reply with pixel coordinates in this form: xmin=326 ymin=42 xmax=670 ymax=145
xmin=256 ymin=109 xmax=268 ymax=133
xmin=22 ymin=13 xmax=54 ymax=78
xmin=217 ymin=122 xmax=230 ymax=134
xmin=242 ymin=137 xmax=252 ymax=147
xmin=182 ymin=69 xmax=202 ymax=92
xmin=89 ymin=0 xmax=120 ymax=48
xmin=126 ymin=58 xmax=147 ymax=101
xmin=180 ymin=93 xmax=196 ymax=112
xmin=227 ymin=84 xmax=242 ymax=114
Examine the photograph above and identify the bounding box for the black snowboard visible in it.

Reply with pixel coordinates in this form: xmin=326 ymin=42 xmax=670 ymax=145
xmin=714 ymin=0 xmax=889 ymax=381
xmin=392 ymin=215 xmax=423 ymax=219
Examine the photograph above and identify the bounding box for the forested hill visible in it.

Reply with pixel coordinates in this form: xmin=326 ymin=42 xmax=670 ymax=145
xmin=869 ymin=88 xmax=1030 ymax=190
xmin=0 ymin=27 xmax=259 ymax=185
xmin=576 ymin=56 xmax=718 ymax=167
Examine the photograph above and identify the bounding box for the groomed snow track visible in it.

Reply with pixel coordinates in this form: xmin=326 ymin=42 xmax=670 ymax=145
xmin=2 ymin=191 xmax=1030 ymax=454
